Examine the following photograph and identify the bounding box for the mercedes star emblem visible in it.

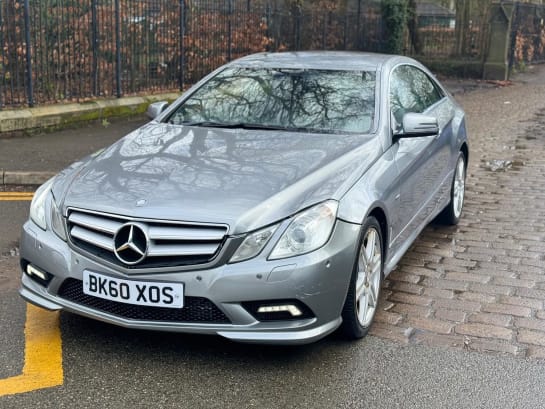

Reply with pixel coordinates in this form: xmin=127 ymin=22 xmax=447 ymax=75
xmin=113 ymin=223 xmax=149 ymax=265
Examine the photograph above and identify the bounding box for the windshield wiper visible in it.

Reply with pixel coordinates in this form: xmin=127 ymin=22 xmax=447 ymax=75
xmin=179 ymin=121 xmax=287 ymax=131
xmin=178 ymin=120 xmax=230 ymax=127
xmin=178 ymin=121 xmax=330 ymax=133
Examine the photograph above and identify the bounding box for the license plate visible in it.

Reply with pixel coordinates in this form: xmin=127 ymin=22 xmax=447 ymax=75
xmin=83 ymin=271 xmax=184 ymax=308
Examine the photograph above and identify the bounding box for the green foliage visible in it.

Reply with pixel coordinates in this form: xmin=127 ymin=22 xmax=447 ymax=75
xmin=381 ymin=0 xmax=408 ymax=54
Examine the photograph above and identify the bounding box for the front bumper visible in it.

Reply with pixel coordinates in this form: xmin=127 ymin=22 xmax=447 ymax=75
xmin=19 ymin=218 xmax=360 ymax=345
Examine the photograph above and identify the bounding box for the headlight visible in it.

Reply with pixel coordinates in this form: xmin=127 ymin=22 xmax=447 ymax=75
xmin=30 ymin=178 xmax=55 ymax=230
xmin=50 ymin=196 xmax=67 ymax=241
xmin=229 ymin=224 xmax=278 ymax=263
xmin=269 ymin=200 xmax=338 ymax=260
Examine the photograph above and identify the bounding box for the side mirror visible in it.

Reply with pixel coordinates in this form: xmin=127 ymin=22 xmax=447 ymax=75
xmin=146 ymin=101 xmax=169 ymax=120
xmin=398 ymin=113 xmax=439 ymax=138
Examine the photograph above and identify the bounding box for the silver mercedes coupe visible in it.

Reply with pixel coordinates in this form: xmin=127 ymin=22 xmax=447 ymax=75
xmin=20 ymin=52 xmax=468 ymax=344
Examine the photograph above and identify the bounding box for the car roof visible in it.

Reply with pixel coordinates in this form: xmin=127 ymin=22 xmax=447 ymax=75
xmin=230 ymin=51 xmax=405 ymax=71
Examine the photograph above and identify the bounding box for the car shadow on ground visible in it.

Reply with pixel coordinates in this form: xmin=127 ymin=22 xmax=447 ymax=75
xmin=59 ymin=311 xmax=355 ymax=363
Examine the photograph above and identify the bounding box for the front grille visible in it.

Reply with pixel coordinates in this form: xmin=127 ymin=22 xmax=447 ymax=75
xmin=66 ymin=208 xmax=228 ymax=269
xmin=58 ymin=278 xmax=231 ymax=324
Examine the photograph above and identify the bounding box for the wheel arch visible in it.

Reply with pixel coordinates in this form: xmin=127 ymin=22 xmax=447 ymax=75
xmin=367 ymin=206 xmax=388 ymax=264
xmin=460 ymin=142 xmax=469 ymax=167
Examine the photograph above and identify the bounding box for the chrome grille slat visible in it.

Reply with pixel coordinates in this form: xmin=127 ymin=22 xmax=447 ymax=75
xmin=68 ymin=212 xmax=123 ymax=234
xmin=148 ymin=225 xmax=225 ymax=241
xmin=148 ymin=243 xmax=219 ymax=257
xmin=70 ymin=226 xmax=115 ymax=252
xmin=67 ymin=208 xmax=228 ymax=269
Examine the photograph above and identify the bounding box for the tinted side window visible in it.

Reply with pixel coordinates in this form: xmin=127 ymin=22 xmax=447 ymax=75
xmin=390 ymin=65 xmax=443 ymax=123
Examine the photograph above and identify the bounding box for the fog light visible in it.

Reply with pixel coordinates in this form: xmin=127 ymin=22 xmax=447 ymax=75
xmin=27 ymin=264 xmax=48 ymax=281
xmin=257 ymin=304 xmax=303 ymax=317
xmin=242 ymin=299 xmax=314 ymax=321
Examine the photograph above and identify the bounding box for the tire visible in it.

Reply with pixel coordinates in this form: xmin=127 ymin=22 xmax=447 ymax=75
xmin=439 ymin=152 xmax=466 ymax=225
xmin=341 ymin=216 xmax=383 ymax=339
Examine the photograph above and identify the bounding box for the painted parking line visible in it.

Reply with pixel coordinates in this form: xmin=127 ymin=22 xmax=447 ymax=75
xmin=0 ymin=192 xmax=34 ymax=201
xmin=0 ymin=304 xmax=63 ymax=397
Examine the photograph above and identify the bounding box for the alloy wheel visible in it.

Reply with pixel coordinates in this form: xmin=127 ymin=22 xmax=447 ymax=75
xmin=355 ymin=227 xmax=382 ymax=327
xmin=453 ymin=156 xmax=466 ymax=219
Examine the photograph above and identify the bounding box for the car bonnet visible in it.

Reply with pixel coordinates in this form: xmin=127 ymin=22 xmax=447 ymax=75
xmin=57 ymin=122 xmax=380 ymax=234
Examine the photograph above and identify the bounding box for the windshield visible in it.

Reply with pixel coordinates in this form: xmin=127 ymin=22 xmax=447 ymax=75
xmin=167 ymin=67 xmax=376 ymax=134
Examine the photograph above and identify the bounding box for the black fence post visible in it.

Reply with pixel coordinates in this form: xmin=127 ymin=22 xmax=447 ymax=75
xmin=23 ymin=0 xmax=34 ymax=107
xmin=343 ymin=12 xmax=348 ymax=49
xmin=91 ymin=0 xmax=98 ymax=96
xmin=114 ymin=0 xmax=122 ymax=98
xmin=273 ymin=0 xmax=279 ymax=52
xmin=265 ymin=1 xmax=272 ymax=51
xmin=179 ymin=0 xmax=185 ymax=91
xmin=322 ymin=12 xmax=327 ymax=49
xmin=295 ymin=6 xmax=302 ymax=50
xmin=357 ymin=0 xmax=362 ymax=49
xmin=508 ymin=2 xmax=520 ymax=73
xmin=227 ymin=0 xmax=233 ymax=62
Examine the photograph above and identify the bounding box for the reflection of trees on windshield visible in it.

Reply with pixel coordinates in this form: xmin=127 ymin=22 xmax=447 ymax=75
xmin=169 ymin=68 xmax=376 ymax=133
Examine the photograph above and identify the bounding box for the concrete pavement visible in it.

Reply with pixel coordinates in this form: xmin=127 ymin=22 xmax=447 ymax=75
xmin=0 ymin=91 xmax=179 ymax=186
xmin=0 ymin=115 xmax=148 ymax=185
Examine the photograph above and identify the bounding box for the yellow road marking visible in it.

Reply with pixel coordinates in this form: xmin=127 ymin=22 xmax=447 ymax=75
xmin=0 ymin=304 xmax=63 ymax=397
xmin=0 ymin=192 xmax=34 ymax=201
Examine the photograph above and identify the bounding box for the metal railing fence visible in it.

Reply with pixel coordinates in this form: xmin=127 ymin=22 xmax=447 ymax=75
xmin=0 ymin=0 xmax=389 ymax=108
xmin=509 ymin=2 xmax=545 ymax=70
xmin=404 ymin=11 xmax=489 ymax=60
xmin=0 ymin=1 xmax=501 ymax=109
